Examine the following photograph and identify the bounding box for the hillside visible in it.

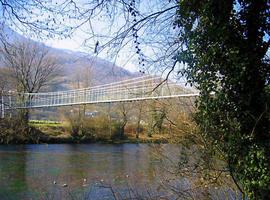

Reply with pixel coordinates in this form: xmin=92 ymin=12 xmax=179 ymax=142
xmin=0 ymin=26 xmax=137 ymax=92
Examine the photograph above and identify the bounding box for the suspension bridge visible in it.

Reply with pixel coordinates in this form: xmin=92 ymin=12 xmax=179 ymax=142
xmin=0 ymin=75 xmax=199 ymax=118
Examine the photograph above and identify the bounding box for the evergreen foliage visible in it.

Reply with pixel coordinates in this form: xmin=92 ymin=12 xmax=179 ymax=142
xmin=175 ymin=0 xmax=269 ymax=198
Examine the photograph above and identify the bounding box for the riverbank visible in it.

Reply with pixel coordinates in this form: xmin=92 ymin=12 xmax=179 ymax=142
xmin=0 ymin=119 xmax=170 ymax=144
xmin=31 ymin=122 xmax=170 ymax=144
xmin=35 ymin=133 xmax=169 ymax=144
xmin=0 ymin=120 xmax=173 ymax=144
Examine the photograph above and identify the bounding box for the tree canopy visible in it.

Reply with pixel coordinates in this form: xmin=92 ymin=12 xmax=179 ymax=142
xmin=175 ymin=0 xmax=269 ymax=198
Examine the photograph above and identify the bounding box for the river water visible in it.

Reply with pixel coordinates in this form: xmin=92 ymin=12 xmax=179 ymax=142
xmin=0 ymin=144 xmax=241 ymax=200
xmin=0 ymin=144 xmax=170 ymax=200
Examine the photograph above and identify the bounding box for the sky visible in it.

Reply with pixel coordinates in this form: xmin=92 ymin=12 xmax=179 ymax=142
xmin=3 ymin=0 xmax=268 ymax=80
xmin=39 ymin=0 xmax=177 ymax=74
xmin=40 ymin=0 xmax=153 ymax=73
xmin=0 ymin=0 xmax=141 ymax=73
xmin=44 ymin=27 xmax=140 ymax=73
xmin=0 ymin=0 xmax=183 ymax=76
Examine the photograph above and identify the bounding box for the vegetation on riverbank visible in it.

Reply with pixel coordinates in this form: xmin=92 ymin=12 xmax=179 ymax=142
xmin=0 ymin=99 xmax=193 ymax=144
xmin=0 ymin=120 xmax=173 ymax=144
xmin=30 ymin=119 xmax=170 ymax=144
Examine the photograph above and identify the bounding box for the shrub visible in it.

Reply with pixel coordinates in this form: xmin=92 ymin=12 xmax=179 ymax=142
xmin=0 ymin=118 xmax=42 ymax=144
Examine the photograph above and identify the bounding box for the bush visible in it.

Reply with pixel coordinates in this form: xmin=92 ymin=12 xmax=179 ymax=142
xmin=110 ymin=121 xmax=126 ymax=140
xmin=66 ymin=116 xmax=112 ymax=141
xmin=0 ymin=118 xmax=42 ymax=144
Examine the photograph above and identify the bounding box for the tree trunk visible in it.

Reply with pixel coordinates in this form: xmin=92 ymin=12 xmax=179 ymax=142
xmin=136 ymin=105 xmax=142 ymax=139
xmin=120 ymin=113 xmax=127 ymax=139
xmin=22 ymin=109 xmax=29 ymax=123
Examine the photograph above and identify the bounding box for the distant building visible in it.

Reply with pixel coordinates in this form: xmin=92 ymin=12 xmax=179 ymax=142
xmin=85 ymin=110 xmax=99 ymax=118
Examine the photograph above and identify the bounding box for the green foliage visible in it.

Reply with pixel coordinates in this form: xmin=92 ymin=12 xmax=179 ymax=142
xmin=29 ymin=120 xmax=60 ymax=125
xmin=240 ymin=144 xmax=270 ymax=198
xmin=175 ymin=0 xmax=270 ymax=198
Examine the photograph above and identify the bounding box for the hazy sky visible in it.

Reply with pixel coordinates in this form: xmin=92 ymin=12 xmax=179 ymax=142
xmin=0 ymin=0 xmax=180 ymax=75
xmin=44 ymin=27 xmax=140 ymax=72
xmin=40 ymin=1 xmax=150 ymax=73
xmin=41 ymin=0 xmax=176 ymax=74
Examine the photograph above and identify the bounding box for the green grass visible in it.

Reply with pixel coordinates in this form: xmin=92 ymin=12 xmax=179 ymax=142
xmin=29 ymin=120 xmax=62 ymax=127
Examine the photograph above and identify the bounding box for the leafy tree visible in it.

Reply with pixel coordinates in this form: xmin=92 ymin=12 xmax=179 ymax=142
xmin=175 ymin=0 xmax=269 ymax=198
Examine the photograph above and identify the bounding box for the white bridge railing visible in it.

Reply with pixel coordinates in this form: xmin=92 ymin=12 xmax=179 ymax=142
xmin=0 ymin=75 xmax=199 ymax=115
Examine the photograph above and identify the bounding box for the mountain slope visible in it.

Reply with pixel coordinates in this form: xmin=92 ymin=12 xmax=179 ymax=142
xmin=0 ymin=26 xmax=137 ymax=91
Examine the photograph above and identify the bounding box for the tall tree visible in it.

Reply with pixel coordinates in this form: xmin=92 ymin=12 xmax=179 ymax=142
xmin=175 ymin=0 xmax=270 ymax=198
xmin=0 ymin=68 xmax=13 ymax=93
xmin=135 ymin=101 xmax=144 ymax=138
xmin=69 ymin=64 xmax=93 ymax=137
xmin=0 ymin=39 xmax=60 ymax=121
xmin=115 ymin=102 xmax=129 ymax=139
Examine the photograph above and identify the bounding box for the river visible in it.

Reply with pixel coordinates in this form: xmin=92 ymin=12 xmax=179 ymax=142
xmin=0 ymin=144 xmax=171 ymax=199
xmin=0 ymin=144 xmax=241 ymax=200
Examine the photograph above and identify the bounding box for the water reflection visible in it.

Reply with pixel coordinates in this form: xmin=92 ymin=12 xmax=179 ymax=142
xmin=0 ymin=146 xmax=28 ymax=199
xmin=0 ymin=144 xmax=161 ymax=199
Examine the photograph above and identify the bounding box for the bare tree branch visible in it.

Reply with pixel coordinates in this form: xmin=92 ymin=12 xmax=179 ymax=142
xmin=0 ymin=38 xmax=60 ymax=93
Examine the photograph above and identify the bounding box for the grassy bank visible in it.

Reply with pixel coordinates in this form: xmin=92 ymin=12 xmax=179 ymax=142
xmin=27 ymin=120 xmax=170 ymax=144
